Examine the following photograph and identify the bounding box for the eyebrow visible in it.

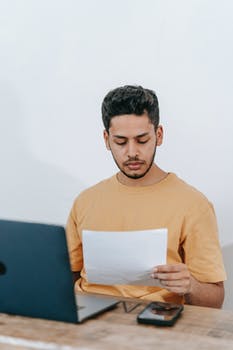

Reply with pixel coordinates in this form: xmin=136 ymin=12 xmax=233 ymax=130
xmin=112 ymin=132 xmax=150 ymax=139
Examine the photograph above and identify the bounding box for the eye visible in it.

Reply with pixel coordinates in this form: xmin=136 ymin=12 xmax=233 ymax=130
xmin=114 ymin=138 xmax=127 ymax=145
xmin=116 ymin=142 xmax=127 ymax=146
xmin=137 ymin=139 xmax=149 ymax=144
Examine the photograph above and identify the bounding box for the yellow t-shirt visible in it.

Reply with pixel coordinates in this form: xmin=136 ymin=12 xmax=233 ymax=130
xmin=66 ymin=173 xmax=226 ymax=304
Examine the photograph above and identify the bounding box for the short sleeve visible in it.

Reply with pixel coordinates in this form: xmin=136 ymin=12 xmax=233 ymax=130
xmin=182 ymin=202 xmax=226 ymax=283
xmin=66 ymin=201 xmax=83 ymax=272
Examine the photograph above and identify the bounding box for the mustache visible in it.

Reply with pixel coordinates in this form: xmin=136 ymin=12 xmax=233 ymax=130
xmin=123 ymin=157 xmax=145 ymax=166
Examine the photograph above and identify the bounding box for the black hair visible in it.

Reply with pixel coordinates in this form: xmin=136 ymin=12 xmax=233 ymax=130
xmin=101 ymin=85 xmax=159 ymax=132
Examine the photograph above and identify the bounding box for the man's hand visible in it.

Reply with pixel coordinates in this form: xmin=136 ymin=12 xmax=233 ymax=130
xmin=73 ymin=271 xmax=81 ymax=284
xmin=151 ymin=263 xmax=224 ymax=308
xmin=151 ymin=263 xmax=192 ymax=295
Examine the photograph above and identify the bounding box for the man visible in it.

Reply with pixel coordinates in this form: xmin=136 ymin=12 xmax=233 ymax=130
xmin=66 ymin=85 xmax=226 ymax=308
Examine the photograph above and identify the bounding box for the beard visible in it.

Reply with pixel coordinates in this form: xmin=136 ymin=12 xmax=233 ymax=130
xmin=110 ymin=147 xmax=157 ymax=180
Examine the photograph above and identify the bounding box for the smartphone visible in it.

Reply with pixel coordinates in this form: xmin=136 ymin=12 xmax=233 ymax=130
xmin=137 ymin=301 xmax=184 ymax=326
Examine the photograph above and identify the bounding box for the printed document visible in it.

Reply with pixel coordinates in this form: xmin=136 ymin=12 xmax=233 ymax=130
xmin=82 ymin=228 xmax=167 ymax=286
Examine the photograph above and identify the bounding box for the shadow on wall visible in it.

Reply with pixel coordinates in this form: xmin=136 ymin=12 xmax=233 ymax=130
xmin=0 ymin=82 xmax=84 ymax=225
xmin=222 ymin=244 xmax=233 ymax=310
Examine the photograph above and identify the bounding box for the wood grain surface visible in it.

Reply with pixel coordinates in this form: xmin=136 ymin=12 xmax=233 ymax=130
xmin=1 ymin=301 xmax=233 ymax=349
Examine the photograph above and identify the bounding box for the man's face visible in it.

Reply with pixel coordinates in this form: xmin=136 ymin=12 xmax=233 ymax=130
xmin=104 ymin=113 xmax=163 ymax=180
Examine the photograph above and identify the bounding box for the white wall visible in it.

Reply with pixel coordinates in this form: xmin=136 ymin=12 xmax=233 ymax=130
xmin=0 ymin=0 xmax=233 ymax=308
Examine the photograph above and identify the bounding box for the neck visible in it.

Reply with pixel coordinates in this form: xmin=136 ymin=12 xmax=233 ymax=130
xmin=117 ymin=164 xmax=168 ymax=187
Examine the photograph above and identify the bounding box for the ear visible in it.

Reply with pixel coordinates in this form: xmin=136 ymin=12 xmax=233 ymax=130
xmin=155 ymin=125 xmax=163 ymax=146
xmin=103 ymin=130 xmax=111 ymax=150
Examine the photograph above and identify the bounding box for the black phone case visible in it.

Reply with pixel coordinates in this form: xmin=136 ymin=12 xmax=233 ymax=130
xmin=137 ymin=302 xmax=184 ymax=326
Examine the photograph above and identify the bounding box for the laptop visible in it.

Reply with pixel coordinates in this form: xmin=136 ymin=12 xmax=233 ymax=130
xmin=0 ymin=219 xmax=118 ymax=323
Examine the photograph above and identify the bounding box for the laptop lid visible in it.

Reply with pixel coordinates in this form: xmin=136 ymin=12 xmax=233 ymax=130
xmin=0 ymin=220 xmax=118 ymax=323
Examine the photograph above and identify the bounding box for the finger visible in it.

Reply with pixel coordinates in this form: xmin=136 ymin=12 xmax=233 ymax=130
xmin=154 ymin=263 xmax=187 ymax=273
xmin=160 ymin=280 xmax=183 ymax=287
xmin=155 ymin=271 xmax=188 ymax=280
xmin=159 ymin=277 xmax=191 ymax=295
xmin=159 ymin=280 xmax=190 ymax=295
xmin=163 ymin=286 xmax=187 ymax=296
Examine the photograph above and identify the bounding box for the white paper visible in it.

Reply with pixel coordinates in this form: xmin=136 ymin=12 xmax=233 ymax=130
xmin=82 ymin=228 xmax=167 ymax=286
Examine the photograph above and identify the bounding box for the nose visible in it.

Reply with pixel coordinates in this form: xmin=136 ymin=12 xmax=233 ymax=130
xmin=127 ymin=140 xmax=139 ymax=159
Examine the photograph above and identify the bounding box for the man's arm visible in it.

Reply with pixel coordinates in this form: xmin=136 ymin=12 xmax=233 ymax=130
xmin=184 ymin=277 xmax=224 ymax=308
xmin=151 ymin=263 xmax=224 ymax=308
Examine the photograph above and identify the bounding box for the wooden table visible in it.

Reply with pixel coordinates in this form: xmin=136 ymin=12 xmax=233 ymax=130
xmin=1 ymin=301 xmax=233 ymax=349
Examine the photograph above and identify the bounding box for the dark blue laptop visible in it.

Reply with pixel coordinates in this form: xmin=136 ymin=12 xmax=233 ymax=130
xmin=0 ymin=219 xmax=118 ymax=323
